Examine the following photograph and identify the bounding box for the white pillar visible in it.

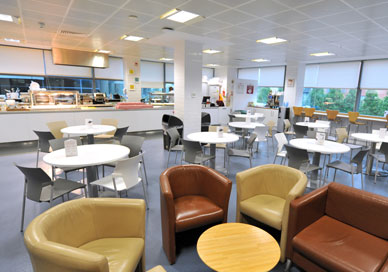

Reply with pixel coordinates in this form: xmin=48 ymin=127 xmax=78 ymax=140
xmin=123 ymin=56 xmax=141 ymax=102
xmin=283 ymin=63 xmax=305 ymax=107
xmin=174 ymin=40 xmax=202 ymax=138
xmin=215 ymin=66 xmax=237 ymax=108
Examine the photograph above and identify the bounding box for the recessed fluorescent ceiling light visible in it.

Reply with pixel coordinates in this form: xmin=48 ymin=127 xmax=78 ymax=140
xmin=161 ymin=9 xmax=200 ymax=23
xmin=205 ymin=64 xmax=219 ymax=67
xmin=252 ymin=58 xmax=270 ymax=62
xmin=203 ymin=49 xmax=222 ymax=54
xmin=4 ymin=38 xmax=20 ymax=43
xmin=159 ymin=57 xmax=173 ymax=61
xmin=310 ymin=52 xmax=335 ymax=57
xmin=256 ymin=37 xmax=287 ymax=44
xmin=95 ymin=49 xmax=110 ymax=53
xmin=0 ymin=14 xmax=13 ymax=22
xmin=121 ymin=35 xmax=144 ymax=41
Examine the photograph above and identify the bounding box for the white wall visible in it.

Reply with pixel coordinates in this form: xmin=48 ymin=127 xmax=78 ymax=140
xmin=232 ymin=79 xmax=258 ymax=111
xmin=123 ymin=56 xmax=141 ymax=102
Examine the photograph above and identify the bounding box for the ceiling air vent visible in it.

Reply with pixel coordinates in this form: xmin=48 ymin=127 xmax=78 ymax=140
xmin=59 ymin=30 xmax=88 ymax=38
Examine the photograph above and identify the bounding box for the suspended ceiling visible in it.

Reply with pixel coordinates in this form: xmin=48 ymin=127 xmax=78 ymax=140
xmin=1 ymin=0 xmax=388 ymax=67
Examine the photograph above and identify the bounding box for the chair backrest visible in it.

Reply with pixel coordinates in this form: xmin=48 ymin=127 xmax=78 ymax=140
xmin=380 ymin=142 xmax=388 ymax=162
xmin=293 ymin=124 xmax=308 ymax=138
xmin=201 ymin=112 xmax=211 ymax=124
xmin=266 ymin=120 xmax=276 ymax=136
xmin=284 ymin=145 xmax=309 ymax=169
xmin=306 ymin=130 xmax=317 ymax=139
xmin=350 ymin=149 xmax=369 ymax=173
xmin=348 ymin=112 xmax=359 ymax=123
xmin=304 ymin=108 xmax=315 ymax=117
xmin=49 ymin=137 xmax=82 ymax=151
xmin=209 ymin=125 xmax=229 ymax=133
xmin=47 ymin=121 xmax=68 ymax=139
xmin=166 ymin=127 xmax=181 ymax=149
xmin=113 ymin=154 xmax=142 ymax=189
xmin=253 ymin=126 xmax=267 ymax=141
xmin=114 ymin=126 xmax=129 ymax=142
xmin=284 ymin=119 xmax=291 ymax=132
xmin=335 ymin=127 xmax=348 ymax=143
xmin=246 ymin=133 xmax=257 ymax=150
xmin=101 ymin=118 xmax=118 ymax=136
xmin=120 ymin=135 xmax=145 ymax=158
xmin=256 ymin=116 xmax=265 ymax=123
xmin=326 ymin=110 xmax=339 ymax=120
xmin=274 ymin=133 xmax=288 ymax=154
xmin=33 ymin=131 xmax=55 ymax=153
xmin=182 ymin=139 xmax=203 ymax=163
xmin=15 ymin=164 xmax=53 ymax=202
xmin=293 ymin=107 xmax=303 ymax=116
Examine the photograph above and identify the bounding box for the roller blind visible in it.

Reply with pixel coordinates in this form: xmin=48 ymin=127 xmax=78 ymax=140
xmin=258 ymin=66 xmax=285 ymax=87
xmin=0 ymin=46 xmax=45 ymax=75
xmin=94 ymin=57 xmax=124 ymax=80
xmin=165 ymin=63 xmax=174 ymax=82
xmin=361 ymin=60 xmax=388 ymax=89
xmin=141 ymin=60 xmax=163 ymax=88
xmin=202 ymin=67 xmax=214 ymax=80
xmin=304 ymin=61 xmax=361 ymax=88
xmin=238 ymin=68 xmax=258 ymax=81
xmin=44 ymin=50 xmax=92 ymax=78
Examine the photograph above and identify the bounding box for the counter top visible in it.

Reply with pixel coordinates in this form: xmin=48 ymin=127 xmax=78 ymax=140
xmin=0 ymin=106 xmax=173 ymax=114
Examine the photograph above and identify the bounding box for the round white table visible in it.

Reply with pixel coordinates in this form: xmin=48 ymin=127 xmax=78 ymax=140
xmin=61 ymin=125 xmax=116 ymax=144
xmin=351 ymin=133 xmax=388 ymax=175
xmin=187 ymin=132 xmax=239 ymax=169
xmin=234 ymin=113 xmax=264 ymax=120
xmin=44 ymin=144 xmax=129 ymax=197
xmin=296 ymin=122 xmax=330 ymax=129
xmin=290 ymin=138 xmax=350 ymax=182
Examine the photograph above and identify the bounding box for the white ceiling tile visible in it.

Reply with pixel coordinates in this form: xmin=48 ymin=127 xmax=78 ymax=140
xmin=67 ymin=9 xmax=107 ymax=23
xmin=275 ymin=0 xmax=323 ymax=8
xmin=212 ymin=9 xmax=256 ymax=25
xmin=305 ymin=26 xmax=345 ymax=38
xmin=21 ymin=0 xmax=68 ymax=16
xmin=22 ymin=18 xmax=60 ymax=32
xmin=237 ymin=19 xmax=278 ymax=32
xmin=318 ymin=10 xmax=366 ymax=26
xmin=374 ymin=16 xmax=388 ymax=29
xmin=178 ymin=0 xmax=228 ymax=17
xmin=336 ymin=20 xmax=385 ymax=33
xmin=32 ymin=0 xmax=71 ymax=7
xmin=90 ymin=0 xmax=128 ymax=7
xmin=356 ymin=3 xmax=388 ymax=19
xmin=62 ymin=18 xmax=100 ymax=33
xmin=0 ymin=3 xmax=20 ymax=16
xmin=264 ymin=10 xmax=309 ymax=25
xmin=123 ymin=0 xmax=179 ymax=16
xmin=211 ymin=0 xmax=253 ymax=8
xmin=287 ymin=19 xmax=327 ymax=32
xmin=71 ymin=0 xmax=117 ymax=15
xmin=297 ymin=0 xmax=349 ymax=18
xmin=191 ymin=18 xmax=232 ymax=32
xmin=343 ymin=0 xmax=388 ymax=9
xmin=147 ymin=0 xmax=190 ymax=6
xmin=219 ymin=26 xmax=255 ymax=36
xmin=237 ymin=0 xmax=289 ymax=17
xmin=178 ymin=25 xmax=209 ymax=35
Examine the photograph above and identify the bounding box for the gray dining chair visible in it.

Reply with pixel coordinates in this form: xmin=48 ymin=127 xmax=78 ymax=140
xmin=370 ymin=142 xmax=388 ymax=184
xmin=284 ymin=144 xmax=322 ymax=183
xmin=96 ymin=126 xmax=129 ymax=144
xmin=293 ymin=124 xmax=308 ymax=138
xmin=102 ymin=135 xmax=149 ymax=185
xmin=166 ymin=127 xmax=184 ymax=168
xmin=15 ymin=164 xmax=86 ymax=232
xmin=324 ymin=148 xmax=369 ymax=188
xmin=227 ymin=133 xmax=257 ymax=172
xmin=181 ymin=139 xmax=215 ymax=165
xmin=33 ymin=130 xmax=55 ymax=167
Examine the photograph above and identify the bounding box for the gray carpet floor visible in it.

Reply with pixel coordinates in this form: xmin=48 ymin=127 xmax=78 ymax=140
xmin=0 ymin=131 xmax=387 ymax=272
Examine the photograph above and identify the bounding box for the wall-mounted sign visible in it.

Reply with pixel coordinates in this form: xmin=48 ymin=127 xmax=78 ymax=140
xmin=287 ymin=79 xmax=295 ymax=87
xmin=247 ymin=85 xmax=254 ymax=94
xmin=129 ymin=69 xmax=134 ymax=74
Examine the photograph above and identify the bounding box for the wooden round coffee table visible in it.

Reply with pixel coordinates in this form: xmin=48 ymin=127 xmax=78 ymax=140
xmin=197 ymin=223 xmax=280 ymax=272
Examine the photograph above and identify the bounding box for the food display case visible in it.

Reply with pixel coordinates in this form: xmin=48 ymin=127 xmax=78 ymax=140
xmin=30 ymin=90 xmax=79 ymax=109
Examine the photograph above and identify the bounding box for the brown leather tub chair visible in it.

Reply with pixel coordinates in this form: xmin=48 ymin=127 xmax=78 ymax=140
xmin=286 ymin=183 xmax=388 ymax=272
xmin=24 ymin=198 xmax=146 ymax=272
xmin=160 ymin=165 xmax=232 ymax=264
xmin=236 ymin=164 xmax=307 ymax=262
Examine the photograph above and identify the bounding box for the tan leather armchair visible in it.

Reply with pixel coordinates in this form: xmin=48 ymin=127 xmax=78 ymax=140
xmin=236 ymin=164 xmax=307 ymax=262
xmin=160 ymin=165 xmax=232 ymax=264
xmin=24 ymin=198 xmax=146 ymax=272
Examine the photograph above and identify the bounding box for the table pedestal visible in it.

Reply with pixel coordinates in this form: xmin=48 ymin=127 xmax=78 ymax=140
xmin=311 ymin=152 xmax=321 ymax=180
xmin=87 ymin=134 xmax=94 ymax=144
xmin=86 ymin=166 xmax=98 ymax=197
xmin=366 ymin=142 xmax=376 ymax=176
xmin=209 ymin=144 xmax=216 ymax=169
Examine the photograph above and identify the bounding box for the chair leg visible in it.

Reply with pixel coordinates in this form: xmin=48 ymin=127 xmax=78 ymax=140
xmin=166 ymin=150 xmax=171 ymax=168
xmin=102 ymin=165 xmax=105 ymax=177
xmin=249 ymin=156 xmax=252 ymax=168
xmin=64 ymin=172 xmax=67 ymax=180
xmin=20 ymin=182 xmax=27 ymax=232
xmin=142 ymin=157 xmax=149 ymax=186
xmin=273 ymin=155 xmax=277 ymax=164
xmin=360 ymin=171 xmax=364 ymax=189
xmin=374 ymin=159 xmax=379 ymax=184
xmin=333 ymin=169 xmax=337 ymax=181
xmin=36 ymin=149 xmax=40 ymax=168
xmin=174 ymin=150 xmax=178 ymax=163
xmin=351 ymin=172 xmax=354 ymax=187
xmin=285 ymin=259 xmax=292 ymax=272
xmin=141 ymin=179 xmax=149 ymax=210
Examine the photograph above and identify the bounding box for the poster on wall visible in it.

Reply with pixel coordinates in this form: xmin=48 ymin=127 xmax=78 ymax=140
xmin=246 ymin=84 xmax=254 ymax=94
xmin=237 ymin=83 xmax=244 ymax=94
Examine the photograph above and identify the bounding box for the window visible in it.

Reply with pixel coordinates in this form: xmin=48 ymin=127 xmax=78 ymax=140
xmin=45 ymin=77 xmax=93 ymax=93
xmin=257 ymin=87 xmax=284 ymax=104
xmin=359 ymin=89 xmax=388 ymax=117
xmin=0 ymin=75 xmax=45 ymax=94
xmin=141 ymin=88 xmax=163 ymax=103
xmin=95 ymin=79 xmax=124 ymax=97
xmin=302 ymin=88 xmax=357 ymax=112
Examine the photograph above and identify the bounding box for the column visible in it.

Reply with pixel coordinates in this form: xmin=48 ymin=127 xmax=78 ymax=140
xmin=123 ymin=56 xmax=141 ymax=102
xmin=283 ymin=63 xmax=305 ymax=107
xmin=174 ymin=40 xmax=202 ymax=137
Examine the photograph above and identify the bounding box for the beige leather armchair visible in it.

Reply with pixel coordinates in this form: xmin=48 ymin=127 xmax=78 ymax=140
xmin=24 ymin=198 xmax=146 ymax=272
xmin=236 ymin=164 xmax=307 ymax=262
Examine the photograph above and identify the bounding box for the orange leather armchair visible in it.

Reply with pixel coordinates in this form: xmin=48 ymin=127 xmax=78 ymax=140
xmin=286 ymin=183 xmax=388 ymax=272
xmin=160 ymin=165 xmax=232 ymax=264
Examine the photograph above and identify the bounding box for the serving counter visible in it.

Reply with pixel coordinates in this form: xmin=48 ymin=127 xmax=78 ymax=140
xmin=0 ymin=106 xmax=173 ymax=143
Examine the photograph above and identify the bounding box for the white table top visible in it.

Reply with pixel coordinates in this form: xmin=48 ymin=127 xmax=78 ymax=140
xmin=290 ymin=138 xmax=350 ymax=154
xmin=187 ymin=132 xmax=239 ymax=144
xmin=351 ymin=133 xmax=388 ymax=143
xmin=229 ymin=122 xmax=265 ymax=129
xmin=296 ymin=122 xmax=330 ymax=129
xmin=234 ymin=113 xmax=264 ymax=119
xmin=43 ymin=144 xmax=129 ymax=168
xmin=61 ymin=125 xmax=116 ymax=136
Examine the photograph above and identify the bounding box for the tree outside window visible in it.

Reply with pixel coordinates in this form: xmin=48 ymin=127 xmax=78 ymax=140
xmin=257 ymin=87 xmax=283 ymax=104
xmin=302 ymin=88 xmax=357 ymax=113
